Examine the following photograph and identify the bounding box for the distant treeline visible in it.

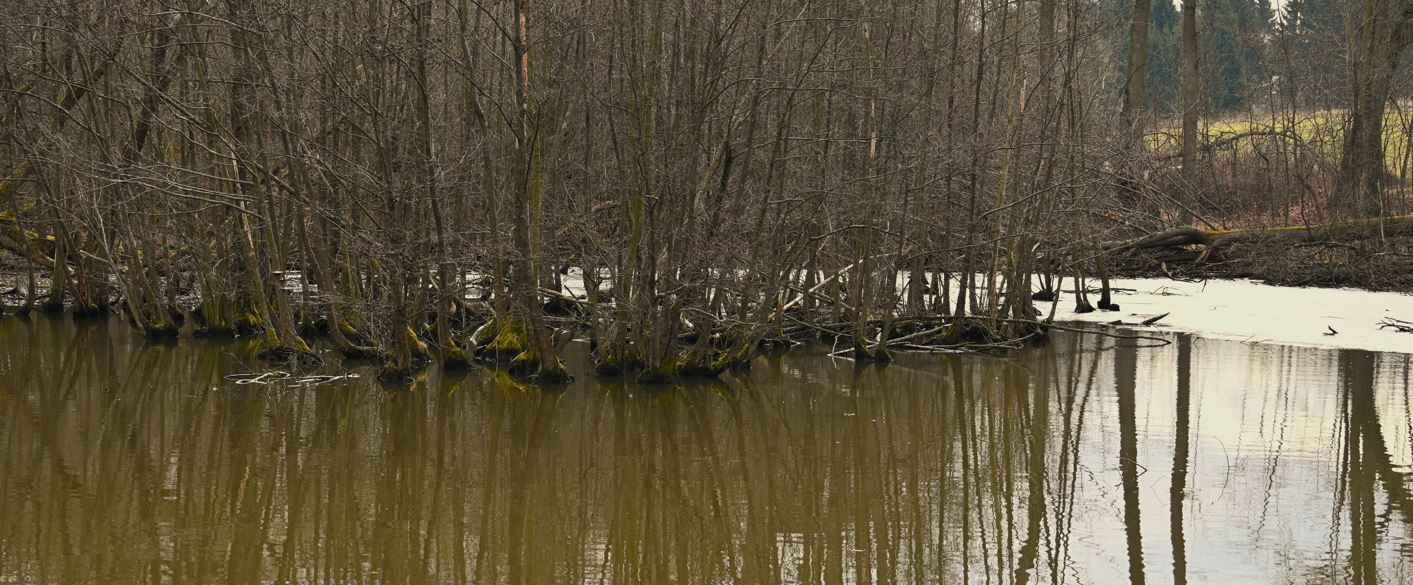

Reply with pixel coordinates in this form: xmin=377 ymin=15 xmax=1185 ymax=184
xmin=1111 ymin=0 xmax=1349 ymax=114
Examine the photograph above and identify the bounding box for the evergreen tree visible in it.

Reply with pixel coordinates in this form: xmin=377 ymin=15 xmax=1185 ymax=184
xmin=1107 ymin=0 xmax=1183 ymax=113
xmin=1201 ymin=0 xmax=1273 ymax=111
xmin=1275 ymin=0 xmax=1345 ymax=104
xmin=1147 ymin=0 xmax=1181 ymax=112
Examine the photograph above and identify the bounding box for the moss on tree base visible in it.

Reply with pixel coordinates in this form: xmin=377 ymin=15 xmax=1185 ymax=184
xmin=475 ymin=320 xmax=529 ymax=363
xmin=941 ymin=320 xmax=1005 ymax=345
xmin=257 ymin=344 xmax=324 ymax=369
xmin=532 ymin=360 xmax=574 ymax=384
xmin=677 ymin=365 xmax=724 ymax=379
xmin=592 ymin=345 xmax=645 ymax=378
xmin=636 ymin=361 xmax=678 ymax=385
xmin=501 ymin=346 xmax=573 ymax=384
xmin=405 ymin=326 xmax=432 ymax=364
xmin=442 ymin=346 xmax=472 ymax=370
xmin=338 ymin=346 xmax=386 ymax=362
xmin=711 ymin=348 xmax=753 ymax=373
xmin=71 ymin=303 xmax=109 ymax=319
xmin=142 ymin=322 xmax=181 ymax=340
xmin=193 ymin=325 xmax=237 ymax=339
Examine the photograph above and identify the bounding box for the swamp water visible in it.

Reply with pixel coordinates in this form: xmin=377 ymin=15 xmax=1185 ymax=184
xmin=2 ymin=315 xmax=1412 ymax=584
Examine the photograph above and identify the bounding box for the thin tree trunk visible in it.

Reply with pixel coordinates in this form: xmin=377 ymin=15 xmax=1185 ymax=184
xmin=509 ymin=0 xmax=569 ymax=382
xmin=1179 ymin=0 xmax=1199 ymax=222
xmin=1120 ymin=0 xmax=1153 ymax=147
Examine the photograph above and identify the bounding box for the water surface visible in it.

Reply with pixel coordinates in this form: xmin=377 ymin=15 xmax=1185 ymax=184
xmin=2 ymin=316 xmax=1412 ymax=584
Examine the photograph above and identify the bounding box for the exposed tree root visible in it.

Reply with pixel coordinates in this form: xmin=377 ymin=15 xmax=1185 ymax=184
xmin=4 ymin=263 xmax=1101 ymax=387
xmin=508 ymin=347 xmax=571 ymax=384
xmin=474 ymin=319 xmax=529 ymax=364
xmin=590 ymin=340 xmax=644 ymax=377
xmin=442 ymin=346 xmax=472 ymax=370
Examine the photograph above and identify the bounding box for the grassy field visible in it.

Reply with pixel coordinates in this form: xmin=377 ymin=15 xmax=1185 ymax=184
xmin=1146 ymin=109 xmax=1413 ymax=175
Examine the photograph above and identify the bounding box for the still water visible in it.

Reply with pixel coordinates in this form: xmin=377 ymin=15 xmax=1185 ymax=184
xmin=2 ymin=316 xmax=1412 ymax=584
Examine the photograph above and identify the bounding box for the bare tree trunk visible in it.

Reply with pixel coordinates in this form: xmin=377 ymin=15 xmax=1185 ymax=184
xmin=1335 ymin=2 xmax=1413 ymax=217
xmin=1120 ymin=0 xmax=1153 ymax=146
xmin=1179 ymin=0 xmax=1199 ymax=222
xmin=508 ymin=0 xmax=569 ymax=382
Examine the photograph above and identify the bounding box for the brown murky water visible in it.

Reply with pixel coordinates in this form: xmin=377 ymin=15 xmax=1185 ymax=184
xmin=2 ymin=316 xmax=1412 ymax=584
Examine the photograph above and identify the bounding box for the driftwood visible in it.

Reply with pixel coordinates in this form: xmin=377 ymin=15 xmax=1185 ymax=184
xmin=224 ymin=371 xmax=360 ymax=387
xmin=1381 ymin=318 xmax=1413 ymax=334
xmin=1140 ymin=312 xmax=1170 ymax=326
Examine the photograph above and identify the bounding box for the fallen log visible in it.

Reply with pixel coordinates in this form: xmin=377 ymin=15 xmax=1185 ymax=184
xmin=1103 ymin=214 xmax=1413 ymax=256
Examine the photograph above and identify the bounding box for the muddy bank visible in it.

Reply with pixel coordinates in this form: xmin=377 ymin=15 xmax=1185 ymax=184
xmin=7 ymin=246 xmax=1413 ymax=361
xmin=1107 ymin=228 xmax=1413 ymax=292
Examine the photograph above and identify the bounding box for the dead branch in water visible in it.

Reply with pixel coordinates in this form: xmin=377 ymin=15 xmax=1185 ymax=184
xmin=1381 ymin=318 xmax=1413 ymax=334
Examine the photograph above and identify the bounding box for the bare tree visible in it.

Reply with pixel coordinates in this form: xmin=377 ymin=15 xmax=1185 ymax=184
xmin=1335 ymin=1 xmax=1413 ymax=216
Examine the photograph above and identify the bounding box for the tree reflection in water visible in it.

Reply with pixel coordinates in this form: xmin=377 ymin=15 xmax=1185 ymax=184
xmin=2 ymin=316 xmax=1413 ymax=583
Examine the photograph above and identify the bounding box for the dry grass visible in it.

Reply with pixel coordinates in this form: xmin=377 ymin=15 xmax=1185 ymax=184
xmin=1146 ymin=109 xmax=1413 ymax=176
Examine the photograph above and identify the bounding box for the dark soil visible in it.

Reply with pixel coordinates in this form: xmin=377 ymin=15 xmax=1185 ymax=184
xmin=1108 ymin=235 xmax=1413 ymax=292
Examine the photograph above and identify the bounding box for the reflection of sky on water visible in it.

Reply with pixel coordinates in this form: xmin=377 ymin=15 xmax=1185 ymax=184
xmin=1 ymin=316 xmax=1411 ymax=584
xmin=1060 ymin=340 xmax=1413 ymax=584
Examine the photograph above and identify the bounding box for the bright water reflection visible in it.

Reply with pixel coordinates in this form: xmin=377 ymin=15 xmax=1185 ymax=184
xmin=1 ymin=316 xmax=1412 ymax=584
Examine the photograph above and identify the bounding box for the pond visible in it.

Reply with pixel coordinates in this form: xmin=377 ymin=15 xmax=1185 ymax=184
xmin=1 ymin=315 xmax=1411 ymax=584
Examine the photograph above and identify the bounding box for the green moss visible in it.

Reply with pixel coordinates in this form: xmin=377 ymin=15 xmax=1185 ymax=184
xmin=711 ymin=345 xmax=753 ymax=373
xmin=489 ymin=322 xmax=527 ymax=351
xmin=637 ymin=356 xmax=680 ymax=385
xmin=331 ymin=317 xmax=373 ymax=346
xmin=291 ymin=336 xmax=314 ymax=354
xmin=940 ymin=320 xmax=997 ymax=345
xmin=234 ymin=310 xmax=265 ymax=336
xmin=257 ymin=343 xmax=324 ymax=369
xmin=533 ymin=358 xmax=573 ymax=385
xmin=499 ymin=345 xmax=574 ymax=384
xmin=491 ymin=371 xmax=536 ymax=393
xmin=443 ymin=346 xmax=471 ymax=370
xmin=592 ymin=344 xmax=645 ymax=377
xmin=676 ymin=350 xmax=727 ymax=379
xmin=476 ymin=319 xmax=529 ymax=363
xmin=143 ymin=320 xmax=180 ymax=340
xmin=338 ymin=317 xmax=361 ymax=337
xmin=508 ymin=347 xmax=540 ymax=376
xmin=405 ymin=326 xmax=431 ymax=361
